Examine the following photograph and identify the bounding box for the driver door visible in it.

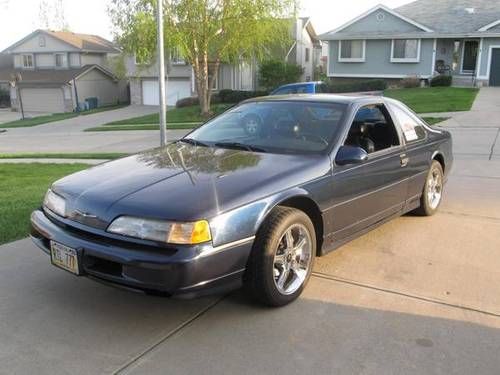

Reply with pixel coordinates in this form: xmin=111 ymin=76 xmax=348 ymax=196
xmin=325 ymin=103 xmax=409 ymax=241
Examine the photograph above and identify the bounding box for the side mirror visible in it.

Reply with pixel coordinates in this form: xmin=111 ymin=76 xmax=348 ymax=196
xmin=335 ymin=145 xmax=368 ymax=166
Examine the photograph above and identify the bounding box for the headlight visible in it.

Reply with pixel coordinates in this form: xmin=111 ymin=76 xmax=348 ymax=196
xmin=107 ymin=216 xmax=212 ymax=245
xmin=43 ymin=189 xmax=66 ymax=217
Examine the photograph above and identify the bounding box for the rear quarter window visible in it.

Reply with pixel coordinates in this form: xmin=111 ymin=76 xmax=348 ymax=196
xmin=389 ymin=103 xmax=426 ymax=143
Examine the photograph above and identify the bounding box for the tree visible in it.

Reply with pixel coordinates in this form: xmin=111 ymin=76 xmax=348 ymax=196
xmin=259 ymin=59 xmax=303 ymax=90
xmin=109 ymin=0 xmax=295 ymax=116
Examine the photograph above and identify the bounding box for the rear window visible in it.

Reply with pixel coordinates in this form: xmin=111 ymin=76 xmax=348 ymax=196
xmin=273 ymin=85 xmax=310 ymax=95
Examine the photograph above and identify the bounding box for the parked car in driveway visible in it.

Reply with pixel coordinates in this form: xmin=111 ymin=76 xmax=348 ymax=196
xmin=31 ymin=94 xmax=452 ymax=306
xmin=270 ymin=81 xmax=329 ymax=95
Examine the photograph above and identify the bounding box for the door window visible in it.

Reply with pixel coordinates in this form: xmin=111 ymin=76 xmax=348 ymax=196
xmin=345 ymin=104 xmax=400 ymax=154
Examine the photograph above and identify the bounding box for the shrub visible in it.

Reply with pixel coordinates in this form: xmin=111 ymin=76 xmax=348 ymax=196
xmin=218 ymin=89 xmax=268 ymax=103
xmin=328 ymin=79 xmax=387 ymax=93
xmin=400 ymin=76 xmax=421 ymax=88
xmin=430 ymin=75 xmax=452 ymax=87
xmin=259 ymin=60 xmax=304 ymax=90
xmin=176 ymin=96 xmax=199 ymax=108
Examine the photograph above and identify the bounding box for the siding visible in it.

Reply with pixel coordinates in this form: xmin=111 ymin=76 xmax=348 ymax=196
xmin=75 ymin=68 xmax=118 ymax=106
xmin=69 ymin=53 xmax=81 ymax=67
xmin=328 ymin=39 xmax=434 ymax=78
xmin=339 ymin=8 xmax=423 ymax=35
xmin=35 ymin=53 xmax=53 ymax=68
xmin=80 ymin=53 xmax=105 ymax=66
xmin=125 ymin=55 xmax=192 ymax=78
xmin=10 ymin=34 xmax=78 ymax=53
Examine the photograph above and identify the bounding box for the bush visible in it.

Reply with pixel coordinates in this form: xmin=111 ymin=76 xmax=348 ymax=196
xmin=328 ymin=79 xmax=387 ymax=93
xmin=430 ymin=75 xmax=452 ymax=87
xmin=400 ymin=76 xmax=421 ymax=88
xmin=176 ymin=96 xmax=199 ymax=108
xmin=259 ymin=60 xmax=304 ymax=90
xmin=218 ymin=89 xmax=268 ymax=103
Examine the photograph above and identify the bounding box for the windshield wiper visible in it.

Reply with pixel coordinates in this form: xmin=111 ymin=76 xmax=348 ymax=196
xmin=178 ymin=138 xmax=209 ymax=147
xmin=214 ymin=142 xmax=267 ymax=153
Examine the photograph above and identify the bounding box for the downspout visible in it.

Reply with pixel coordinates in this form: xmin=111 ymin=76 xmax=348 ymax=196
xmin=73 ymin=78 xmax=80 ymax=112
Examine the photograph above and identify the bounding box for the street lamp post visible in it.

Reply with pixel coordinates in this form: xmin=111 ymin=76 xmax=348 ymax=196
xmin=157 ymin=0 xmax=167 ymax=146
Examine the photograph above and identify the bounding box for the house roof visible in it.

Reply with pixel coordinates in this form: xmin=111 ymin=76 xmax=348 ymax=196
xmin=319 ymin=0 xmax=500 ymax=39
xmin=396 ymin=0 xmax=500 ymax=34
xmin=0 ymin=64 xmax=117 ymax=84
xmin=2 ymin=30 xmax=120 ymax=54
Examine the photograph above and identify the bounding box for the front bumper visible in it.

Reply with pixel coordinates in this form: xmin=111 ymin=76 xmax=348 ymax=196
xmin=30 ymin=209 xmax=254 ymax=298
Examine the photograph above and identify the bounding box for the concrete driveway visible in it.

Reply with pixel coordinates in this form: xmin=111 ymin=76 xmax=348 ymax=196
xmin=1 ymin=90 xmax=500 ymax=374
xmin=1 ymin=129 xmax=500 ymax=373
xmin=0 ymin=105 xmax=174 ymax=154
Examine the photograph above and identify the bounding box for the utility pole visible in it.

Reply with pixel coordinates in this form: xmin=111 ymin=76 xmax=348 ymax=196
xmin=157 ymin=0 xmax=167 ymax=146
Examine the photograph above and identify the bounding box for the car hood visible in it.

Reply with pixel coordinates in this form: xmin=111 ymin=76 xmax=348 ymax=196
xmin=52 ymin=143 xmax=329 ymax=227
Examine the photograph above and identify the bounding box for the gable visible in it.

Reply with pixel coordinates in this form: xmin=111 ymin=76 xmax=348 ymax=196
xmin=341 ymin=8 xmax=425 ymax=35
xmin=8 ymin=32 xmax=79 ymax=54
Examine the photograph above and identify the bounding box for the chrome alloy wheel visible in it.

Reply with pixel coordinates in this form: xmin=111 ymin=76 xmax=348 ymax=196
xmin=427 ymin=167 xmax=443 ymax=209
xmin=273 ymin=223 xmax=312 ymax=295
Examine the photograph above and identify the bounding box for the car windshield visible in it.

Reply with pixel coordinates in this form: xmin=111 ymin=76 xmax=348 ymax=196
xmin=186 ymin=101 xmax=347 ymax=154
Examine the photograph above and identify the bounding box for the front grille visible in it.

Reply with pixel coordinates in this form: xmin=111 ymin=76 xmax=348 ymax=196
xmin=85 ymin=255 xmax=122 ymax=277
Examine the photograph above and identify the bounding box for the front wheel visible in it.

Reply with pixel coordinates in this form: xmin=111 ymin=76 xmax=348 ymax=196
xmin=413 ymin=160 xmax=444 ymax=216
xmin=244 ymin=207 xmax=316 ymax=307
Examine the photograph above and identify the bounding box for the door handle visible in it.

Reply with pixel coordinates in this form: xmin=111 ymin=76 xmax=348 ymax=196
xmin=400 ymin=154 xmax=409 ymax=167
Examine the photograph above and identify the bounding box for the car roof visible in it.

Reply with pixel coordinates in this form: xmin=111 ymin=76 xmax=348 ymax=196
xmin=243 ymin=93 xmax=384 ymax=105
xmin=275 ymin=82 xmax=322 ymax=88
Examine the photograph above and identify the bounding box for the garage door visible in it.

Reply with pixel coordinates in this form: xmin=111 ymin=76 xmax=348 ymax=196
xmin=490 ymin=48 xmax=500 ymax=87
xmin=142 ymin=80 xmax=191 ymax=106
xmin=20 ymin=88 xmax=65 ymax=113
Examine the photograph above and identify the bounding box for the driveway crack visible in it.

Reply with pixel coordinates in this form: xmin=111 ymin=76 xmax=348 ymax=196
xmin=312 ymin=272 xmax=500 ymax=319
xmin=112 ymin=295 xmax=225 ymax=374
xmin=489 ymin=127 xmax=500 ymax=161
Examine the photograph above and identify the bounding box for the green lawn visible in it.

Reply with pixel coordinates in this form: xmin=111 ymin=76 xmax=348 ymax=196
xmin=384 ymin=87 xmax=479 ymax=113
xmin=0 ymin=112 xmax=79 ymax=128
xmin=0 ymin=163 xmax=88 ymax=245
xmin=0 ymin=152 xmax=128 ymax=160
xmin=105 ymin=104 xmax=232 ymax=126
xmin=0 ymin=104 xmax=129 ymax=128
xmin=421 ymin=117 xmax=450 ymax=125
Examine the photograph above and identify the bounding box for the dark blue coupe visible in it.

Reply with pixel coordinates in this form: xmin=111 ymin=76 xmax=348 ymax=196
xmin=31 ymin=95 xmax=452 ymax=306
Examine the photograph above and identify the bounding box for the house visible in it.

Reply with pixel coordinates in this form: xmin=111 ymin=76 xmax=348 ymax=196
xmin=126 ymin=17 xmax=322 ymax=106
xmin=0 ymin=30 xmax=126 ymax=113
xmin=319 ymin=0 xmax=500 ymax=87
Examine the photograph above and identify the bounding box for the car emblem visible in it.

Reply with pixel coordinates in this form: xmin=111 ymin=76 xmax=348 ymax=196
xmin=74 ymin=210 xmax=98 ymax=219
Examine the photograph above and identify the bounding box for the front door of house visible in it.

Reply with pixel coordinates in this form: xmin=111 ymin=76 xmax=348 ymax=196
xmin=462 ymin=40 xmax=479 ymax=73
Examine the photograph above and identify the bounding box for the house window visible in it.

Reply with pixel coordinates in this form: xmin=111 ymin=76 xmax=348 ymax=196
xmin=339 ymin=40 xmax=365 ymax=62
xmin=39 ymin=36 xmax=46 ymax=47
xmin=55 ymin=53 xmax=67 ymax=67
xmin=22 ymin=54 xmax=34 ymax=68
xmin=305 ymin=48 xmax=310 ymax=62
xmin=391 ymin=39 xmax=421 ymax=63
xmin=170 ymin=47 xmax=186 ymax=65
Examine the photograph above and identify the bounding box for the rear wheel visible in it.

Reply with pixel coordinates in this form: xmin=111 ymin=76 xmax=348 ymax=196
xmin=414 ymin=160 xmax=444 ymax=216
xmin=244 ymin=207 xmax=316 ymax=307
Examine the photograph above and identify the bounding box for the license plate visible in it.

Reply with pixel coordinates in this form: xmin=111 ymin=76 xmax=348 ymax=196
xmin=50 ymin=241 xmax=79 ymax=275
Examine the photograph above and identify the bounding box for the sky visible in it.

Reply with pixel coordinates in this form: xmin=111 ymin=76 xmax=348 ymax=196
xmin=0 ymin=0 xmax=415 ymax=51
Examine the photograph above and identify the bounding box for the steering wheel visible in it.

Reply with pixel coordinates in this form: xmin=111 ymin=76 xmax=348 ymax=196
xmin=300 ymin=133 xmax=329 ymax=146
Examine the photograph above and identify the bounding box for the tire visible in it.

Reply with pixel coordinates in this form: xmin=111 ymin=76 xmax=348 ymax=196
xmin=413 ymin=160 xmax=444 ymax=216
xmin=244 ymin=207 xmax=316 ymax=307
